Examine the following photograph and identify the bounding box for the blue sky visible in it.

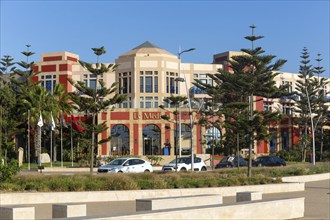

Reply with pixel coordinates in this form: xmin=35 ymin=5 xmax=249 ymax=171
xmin=1 ymin=0 xmax=329 ymax=75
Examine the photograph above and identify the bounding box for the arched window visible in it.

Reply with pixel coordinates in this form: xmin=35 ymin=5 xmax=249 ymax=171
xmin=142 ymin=124 xmax=161 ymax=155
xmin=205 ymin=127 xmax=221 ymax=149
xmin=110 ymin=124 xmax=130 ymax=155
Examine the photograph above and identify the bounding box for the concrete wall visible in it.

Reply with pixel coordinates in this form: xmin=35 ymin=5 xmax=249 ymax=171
xmin=87 ymin=198 xmax=305 ymax=220
xmin=0 ymin=182 xmax=304 ymax=206
xmin=282 ymin=173 xmax=330 ymax=183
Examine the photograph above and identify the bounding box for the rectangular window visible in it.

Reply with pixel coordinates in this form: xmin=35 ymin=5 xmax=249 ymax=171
xmin=154 ymin=71 xmax=158 ymax=75
xmin=140 ymin=97 xmax=144 ymax=108
xmin=123 ymin=78 xmax=128 ymax=94
xmin=154 ymin=76 xmax=158 ymax=93
xmin=170 ymin=78 xmax=175 ymax=94
xmin=140 ymin=71 xmax=144 ymax=75
xmin=119 ymin=79 xmax=122 ymax=94
xmin=90 ymin=79 xmax=96 ymax=90
xmin=166 ymin=77 xmax=169 ymax=93
xmin=146 ymin=71 xmax=152 ymax=75
xmin=146 ymin=97 xmax=152 ymax=108
xmin=145 ymin=76 xmax=152 ymax=93
xmin=194 ymin=74 xmax=198 ymax=78
xmin=46 ymin=75 xmax=52 ymax=79
xmin=41 ymin=75 xmax=44 ymax=79
xmin=46 ymin=80 xmax=52 ymax=92
xmin=140 ymin=77 xmax=144 ymax=93
xmin=90 ymin=74 xmax=96 ymax=78
xmin=200 ymin=74 xmax=207 ymax=78
xmin=129 ymin=77 xmax=132 ymax=93
xmin=154 ymin=97 xmax=158 ymax=108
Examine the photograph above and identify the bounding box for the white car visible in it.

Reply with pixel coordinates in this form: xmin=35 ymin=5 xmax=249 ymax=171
xmin=97 ymin=158 xmax=153 ymax=173
xmin=162 ymin=157 xmax=207 ymax=172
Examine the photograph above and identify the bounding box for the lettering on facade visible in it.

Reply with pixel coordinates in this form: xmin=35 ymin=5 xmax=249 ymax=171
xmin=133 ymin=112 xmax=161 ymax=120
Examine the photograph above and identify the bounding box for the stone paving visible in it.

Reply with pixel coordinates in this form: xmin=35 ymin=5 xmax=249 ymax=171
xmin=25 ymin=179 xmax=329 ymax=220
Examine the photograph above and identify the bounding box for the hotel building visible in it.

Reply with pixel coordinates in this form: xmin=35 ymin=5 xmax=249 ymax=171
xmin=32 ymin=41 xmax=329 ymax=157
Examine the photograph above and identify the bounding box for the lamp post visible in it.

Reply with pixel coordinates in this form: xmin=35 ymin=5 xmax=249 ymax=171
xmin=177 ymin=48 xmax=195 ymax=159
xmin=177 ymin=46 xmax=196 ymax=171
xmin=159 ymin=104 xmax=179 ymax=171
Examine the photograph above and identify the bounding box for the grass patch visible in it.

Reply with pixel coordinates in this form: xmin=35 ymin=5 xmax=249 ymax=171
xmin=0 ymin=162 xmax=328 ymax=192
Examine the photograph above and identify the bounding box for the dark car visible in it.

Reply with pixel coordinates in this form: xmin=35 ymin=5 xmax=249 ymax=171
xmin=252 ymin=156 xmax=286 ymax=167
xmin=215 ymin=156 xmax=248 ymax=169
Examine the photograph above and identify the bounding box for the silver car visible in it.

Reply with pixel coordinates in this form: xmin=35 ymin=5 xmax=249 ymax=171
xmin=97 ymin=158 xmax=153 ymax=173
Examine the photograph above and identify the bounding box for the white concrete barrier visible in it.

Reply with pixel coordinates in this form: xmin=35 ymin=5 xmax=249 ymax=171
xmin=0 ymin=182 xmax=304 ymax=206
xmin=236 ymin=191 xmax=262 ymax=202
xmin=282 ymin=173 xmax=330 ymax=183
xmin=0 ymin=206 xmax=35 ymax=220
xmin=136 ymin=194 xmax=222 ymax=211
xmin=52 ymin=204 xmax=86 ymax=218
xmin=88 ymin=197 xmax=305 ymax=220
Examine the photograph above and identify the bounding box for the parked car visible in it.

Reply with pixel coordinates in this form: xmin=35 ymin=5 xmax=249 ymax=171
xmin=252 ymin=156 xmax=286 ymax=167
xmin=97 ymin=158 xmax=153 ymax=173
xmin=215 ymin=156 xmax=248 ymax=169
xmin=162 ymin=157 xmax=207 ymax=172
xmin=240 ymin=148 xmax=257 ymax=160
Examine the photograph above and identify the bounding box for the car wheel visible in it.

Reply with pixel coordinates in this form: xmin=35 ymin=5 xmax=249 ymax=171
xmin=258 ymin=163 xmax=262 ymax=167
xmin=180 ymin=167 xmax=187 ymax=172
xmin=144 ymin=169 xmax=150 ymax=172
xmin=201 ymin=167 xmax=207 ymax=171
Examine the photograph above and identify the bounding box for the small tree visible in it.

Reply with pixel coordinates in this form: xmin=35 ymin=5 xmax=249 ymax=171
xmin=294 ymin=48 xmax=329 ymax=163
xmin=68 ymin=47 xmax=126 ymax=174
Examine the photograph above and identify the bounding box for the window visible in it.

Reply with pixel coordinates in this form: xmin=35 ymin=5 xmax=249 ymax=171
xmin=123 ymin=78 xmax=128 ymax=94
xmin=146 ymin=96 xmax=152 ymax=108
xmin=140 ymin=71 xmax=159 ymax=93
xmin=140 ymin=97 xmax=144 ymax=108
xmin=145 ymin=77 xmax=152 ymax=93
xmin=140 ymin=97 xmax=158 ymax=108
xmin=140 ymin=77 xmax=144 ymax=92
xmin=154 ymin=76 xmax=158 ymax=93
xmin=40 ymin=74 xmax=56 ymax=93
xmin=264 ymin=102 xmax=273 ymax=111
xmin=90 ymin=79 xmax=96 ymax=90
xmin=282 ymin=81 xmax=293 ymax=93
xmin=119 ymin=72 xmax=132 ymax=94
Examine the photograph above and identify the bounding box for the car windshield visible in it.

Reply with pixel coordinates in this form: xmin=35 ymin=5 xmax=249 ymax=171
xmin=108 ymin=158 xmax=127 ymax=165
xmin=255 ymin=157 xmax=267 ymax=162
xmin=220 ymin=157 xmax=237 ymax=162
xmin=170 ymin=158 xmax=191 ymax=164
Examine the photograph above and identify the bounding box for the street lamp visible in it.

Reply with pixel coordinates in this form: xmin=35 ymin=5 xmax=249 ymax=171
xmin=159 ymin=104 xmax=179 ymax=171
xmin=177 ymin=47 xmax=196 ymax=171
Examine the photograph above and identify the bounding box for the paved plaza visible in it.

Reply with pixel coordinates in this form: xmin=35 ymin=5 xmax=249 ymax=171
xmin=19 ymin=179 xmax=329 ymax=220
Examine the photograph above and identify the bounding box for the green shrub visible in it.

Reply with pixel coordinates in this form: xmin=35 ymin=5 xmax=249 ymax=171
xmin=276 ymin=150 xmax=302 ymax=162
xmin=0 ymin=163 xmax=328 ymax=192
xmin=0 ymin=160 xmax=20 ymax=181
